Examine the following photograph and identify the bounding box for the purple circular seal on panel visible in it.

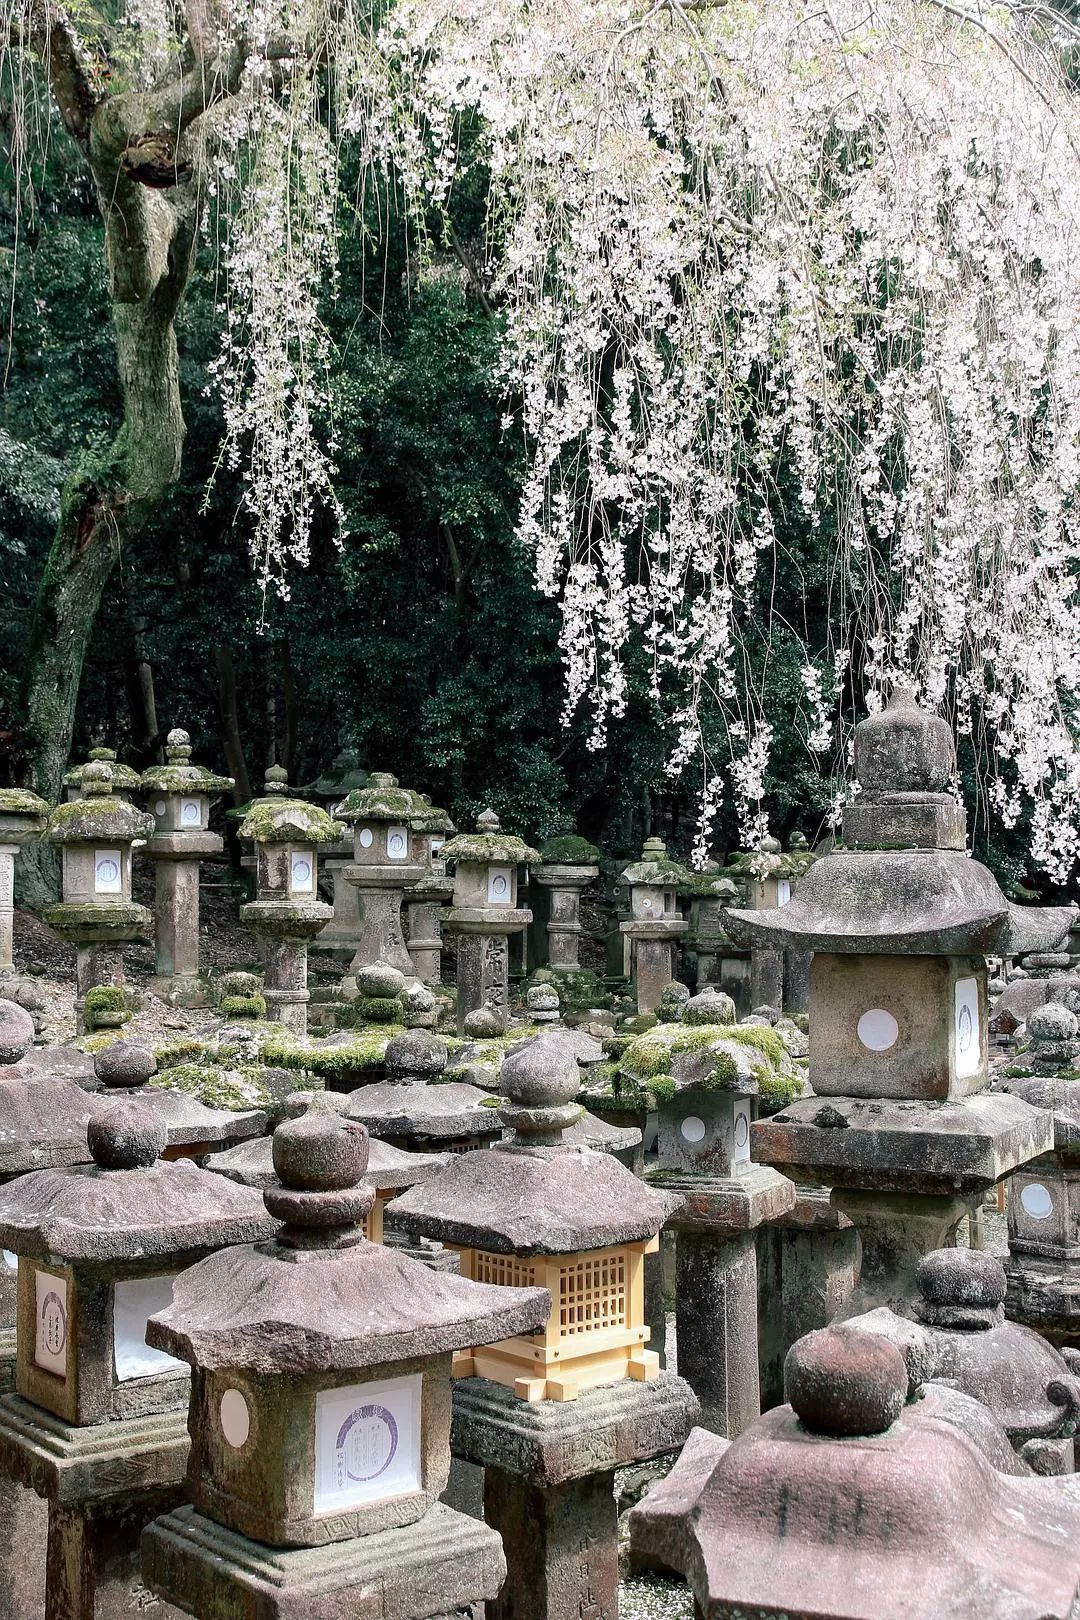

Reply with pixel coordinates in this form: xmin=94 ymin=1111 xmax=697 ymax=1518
xmin=336 ymin=1403 xmax=399 ymax=1483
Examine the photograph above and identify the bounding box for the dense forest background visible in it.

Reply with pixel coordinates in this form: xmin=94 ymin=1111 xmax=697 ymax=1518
xmin=0 ymin=135 xmax=1063 ymax=895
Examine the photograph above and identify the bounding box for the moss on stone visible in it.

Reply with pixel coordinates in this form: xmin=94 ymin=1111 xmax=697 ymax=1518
xmin=84 ymin=985 xmax=137 ymax=1029
xmin=80 ymin=1032 xmax=120 ymax=1054
xmin=440 ymin=830 xmax=540 ymax=865
xmin=46 ymin=796 xmax=153 ymax=842
xmin=238 ymin=799 xmax=344 ymax=845
xmin=621 ymin=1025 xmax=722 ymax=1081
xmin=219 ymin=994 xmax=267 ymax=1018
xmin=724 ymin=1024 xmax=788 ymax=1066
xmin=758 ymin=1069 xmax=808 ymax=1115
xmin=649 ymin=1074 xmax=677 ymax=1103
xmin=479 ymin=1096 xmax=503 ymax=1108
xmin=0 ymin=788 xmax=48 ymax=819
xmin=356 ymin=996 xmax=404 ymax=1024
xmin=530 ymin=968 xmax=611 ymax=1013
xmin=261 ymin=1030 xmax=403 ymax=1079
xmin=140 ymin=764 xmax=232 ymax=795
xmin=538 ymin=835 xmax=601 ymax=864
xmin=154 ymin=1038 xmax=208 ymax=1069
xmin=150 ymin=1063 xmax=272 ymax=1111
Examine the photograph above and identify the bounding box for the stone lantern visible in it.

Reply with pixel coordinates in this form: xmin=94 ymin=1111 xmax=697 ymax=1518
xmin=680 ymin=867 xmax=741 ymax=995
xmin=337 ymin=771 xmax=425 ymax=981
xmin=619 ymin=837 xmax=689 ymax=1013
xmin=390 ymin=1035 xmax=697 ymax=1620
xmin=404 ymin=796 xmax=456 ymax=985
xmin=528 ymin=835 xmax=601 ymax=975
xmin=141 ymin=726 xmax=234 ymax=1003
xmin=729 ymin=690 xmax=1069 ymax=1314
xmin=239 ymin=773 xmax=343 ymax=1034
xmin=139 ymin=1102 xmax=549 ymax=1618
xmin=0 ymin=1099 xmax=274 ymax=1620
xmin=63 ymin=744 xmax=141 ymax=804
xmin=345 ymin=1027 xmax=503 ymax=1156
xmin=1000 ymin=1055 xmax=1080 ymax=1346
xmin=305 ymin=745 xmax=368 ymax=959
xmin=628 ymin=1326 xmax=1080 ymax=1620
xmin=43 ymin=761 xmax=154 ymax=1033
xmin=93 ymin=1040 xmax=266 ymax=1160
xmin=738 ymin=832 xmax=815 ymax=1012
xmin=0 ymin=788 xmax=48 ymax=981
xmin=441 ymin=809 xmax=538 ymax=1034
xmin=647 ymin=1033 xmax=795 ymax=1436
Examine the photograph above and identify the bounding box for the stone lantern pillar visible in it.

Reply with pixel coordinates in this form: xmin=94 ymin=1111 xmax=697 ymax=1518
xmin=727 ymin=690 xmax=1070 ymax=1315
xmin=441 ymin=810 xmax=538 ymax=1034
xmin=239 ymin=774 xmax=342 ymax=1035
xmin=337 ymin=771 xmax=424 ymax=981
xmin=0 ymin=789 xmax=48 ymax=980
xmin=0 ymin=1098 xmax=274 ymax=1620
xmin=63 ymin=745 xmax=141 ymax=804
xmin=528 ymin=836 xmax=601 ymax=974
xmin=304 ymin=746 xmax=368 ymax=959
xmin=141 ymin=727 xmax=233 ymax=1004
xmin=43 ymin=761 xmax=154 ymax=1034
xmin=647 ymin=1033 xmax=796 ymax=1436
xmin=404 ymin=797 xmax=456 ymax=985
xmin=140 ymin=1101 xmax=550 ymax=1620
xmin=619 ymin=837 xmax=689 ymax=1014
xmin=390 ymin=1033 xmax=699 ymax=1620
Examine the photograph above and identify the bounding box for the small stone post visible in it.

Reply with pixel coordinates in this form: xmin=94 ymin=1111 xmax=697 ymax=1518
xmin=0 ymin=791 xmax=48 ymax=979
xmin=239 ymin=773 xmax=342 ymax=1035
xmin=441 ymin=810 xmax=538 ymax=1034
xmin=527 ymin=836 xmax=600 ymax=974
xmin=619 ymin=838 xmax=689 ymax=1013
xmin=337 ymin=772 xmax=424 ymax=982
xmin=43 ymin=762 xmax=155 ymax=1034
xmin=141 ymin=728 xmax=233 ymax=1004
xmin=405 ymin=797 xmax=456 ymax=984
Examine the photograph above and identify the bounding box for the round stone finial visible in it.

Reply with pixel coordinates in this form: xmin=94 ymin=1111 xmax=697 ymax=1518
xmin=916 ymin=1248 xmax=1007 ymax=1313
xmin=785 ymin=1327 xmax=908 ymax=1436
xmin=501 ymin=1031 xmax=581 ymax=1111
xmin=88 ymin=747 xmax=117 ymax=764
xmin=1028 ymin=1002 xmax=1080 ymax=1043
xmin=263 ymin=764 xmax=289 ymax=797
xmin=367 ymin=771 xmax=399 ymax=790
xmin=477 ymin=807 xmax=501 ymax=833
xmin=853 ymin=688 xmax=956 ymax=795
xmin=94 ymin=1041 xmax=156 ymax=1089
xmin=384 ymin=1027 xmax=448 ymax=1082
xmin=87 ymin=1100 xmax=168 ymax=1170
xmin=81 ymin=760 xmax=113 ymax=797
xmin=788 ymin=830 xmax=809 ymax=852
xmin=165 ymin=728 xmax=192 ymax=763
xmin=271 ymin=1097 xmax=370 ymax=1191
xmin=758 ymin=834 xmax=782 ymax=855
xmin=640 ymin=836 xmax=667 ymax=861
xmin=0 ymin=999 xmax=35 ymax=1065
xmin=463 ymin=1005 xmax=504 ymax=1039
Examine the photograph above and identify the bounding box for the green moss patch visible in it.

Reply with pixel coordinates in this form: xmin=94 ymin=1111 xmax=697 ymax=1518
xmin=220 ymin=994 xmax=267 ymax=1018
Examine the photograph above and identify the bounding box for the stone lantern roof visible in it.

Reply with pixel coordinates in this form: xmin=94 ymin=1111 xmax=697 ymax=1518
xmin=0 ymin=788 xmax=49 ymax=837
xmin=208 ymin=1094 xmax=449 ymax=1192
xmin=337 ymin=771 xmax=421 ymax=824
xmin=92 ymin=1042 xmax=266 ymax=1151
xmin=0 ymin=1000 xmax=99 ymax=1175
xmin=440 ymin=809 xmax=539 ymax=867
xmin=145 ymin=1100 xmax=549 ymax=1374
xmin=63 ymin=746 xmax=142 ymax=797
xmin=141 ymin=729 xmax=234 ymax=798
xmin=0 ymin=1100 xmax=274 ymax=1265
xmin=46 ymin=762 xmax=154 ymax=846
xmin=724 ymin=692 xmax=1076 ymax=958
xmin=238 ymin=771 xmax=343 ymax=846
xmin=390 ymin=1031 xmax=679 ymax=1256
xmin=621 ymin=836 xmax=689 ymax=887
xmin=303 ymin=745 xmax=367 ymax=803
xmin=409 ymin=794 xmax=456 ymax=837
xmin=677 ymin=1326 xmax=1080 ymax=1620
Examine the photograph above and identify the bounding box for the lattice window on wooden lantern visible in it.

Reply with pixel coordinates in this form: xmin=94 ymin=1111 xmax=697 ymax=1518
xmin=451 ymin=1239 xmax=659 ymax=1403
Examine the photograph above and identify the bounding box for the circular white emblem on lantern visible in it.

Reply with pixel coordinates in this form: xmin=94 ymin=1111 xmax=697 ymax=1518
xmin=154 ymin=799 xmax=167 ymax=818
xmin=291 ymin=852 xmax=314 ymax=894
xmin=734 ymin=1111 xmax=750 ymax=1150
xmin=180 ymin=798 xmax=201 ymax=826
xmin=680 ymin=1116 xmax=707 ymax=1144
xmin=94 ymin=851 xmax=122 ymax=894
xmin=857 ymin=1008 xmax=899 ymax=1053
xmin=386 ymin=826 xmax=409 ymax=860
xmin=1020 ymin=1183 xmax=1054 ymax=1221
xmin=220 ymin=1388 xmax=251 ymax=1449
xmin=358 ymin=828 xmax=374 ymax=850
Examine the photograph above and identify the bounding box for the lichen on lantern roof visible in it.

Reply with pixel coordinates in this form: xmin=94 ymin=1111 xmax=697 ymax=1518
xmin=409 ymin=800 xmax=456 ymax=835
xmin=621 ymin=839 xmax=690 ymax=886
xmin=441 ymin=810 xmax=539 ymax=866
xmin=141 ymin=762 xmax=234 ymax=796
xmin=46 ymin=795 xmax=154 ymax=843
xmin=538 ymin=834 xmax=601 ymax=865
xmin=336 ymin=771 xmax=419 ymax=822
xmin=237 ymin=797 xmax=344 ymax=845
xmin=63 ymin=751 xmax=143 ymax=792
xmin=0 ymin=788 xmax=49 ymax=819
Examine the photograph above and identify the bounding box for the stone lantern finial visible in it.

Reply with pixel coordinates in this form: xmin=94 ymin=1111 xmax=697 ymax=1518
xmin=263 ymin=764 xmax=289 ymax=797
xmin=87 ymin=747 xmax=116 ymax=764
xmin=81 ymin=760 xmax=113 ymax=797
xmin=87 ymin=1099 xmax=168 ymax=1170
xmin=640 ymin=835 xmax=666 ymax=860
xmin=265 ymin=1099 xmax=374 ymax=1248
xmin=853 ymin=686 xmax=956 ymax=796
xmin=784 ymin=1326 xmax=908 ymax=1438
xmin=165 ymin=728 xmax=192 ymax=763
xmin=499 ymin=1036 xmax=582 ymax=1145
xmin=477 ymin=807 xmax=501 ymax=834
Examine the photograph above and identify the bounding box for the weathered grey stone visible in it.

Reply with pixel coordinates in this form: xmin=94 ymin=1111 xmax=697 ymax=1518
xmin=346 ymin=1082 xmax=501 ymax=1148
xmin=683 ymin=988 xmax=736 ymax=1026
xmin=94 ymin=1041 xmax=156 ymax=1089
xmin=626 ymin=1423 xmax=727 ymax=1577
xmin=0 ymin=1001 xmax=34 ymax=1067
xmin=462 ymin=1005 xmax=504 ymax=1039
xmin=356 ymin=962 xmax=407 ymax=999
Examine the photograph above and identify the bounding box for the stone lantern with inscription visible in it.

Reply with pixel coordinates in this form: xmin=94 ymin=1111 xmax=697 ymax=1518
xmin=337 ymin=771 xmax=425 ymax=981
xmin=239 ymin=775 xmax=343 ymax=1034
xmin=441 ymin=809 xmax=538 ymax=1034
xmin=139 ymin=1101 xmax=548 ymax=1620
xmin=620 ymin=837 xmax=689 ymax=1013
xmin=0 ymin=788 xmax=48 ymax=980
xmin=141 ymin=727 xmax=233 ymax=1003
xmin=728 ymin=690 xmax=1071 ymax=1314
xmin=44 ymin=761 xmax=154 ymax=1033
xmin=0 ymin=1099 xmax=274 ymax=1620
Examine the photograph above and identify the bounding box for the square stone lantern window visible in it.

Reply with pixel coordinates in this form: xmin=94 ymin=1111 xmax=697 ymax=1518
xmin=386 ymin=825 xmax=410 ymax=861
xmin=288 ymin=847 xmax=317 ymax=897
xmin=487 ymin=865 xmax=514 ymax=905
xmin=93 ymin=848 xmax=124 ymax=895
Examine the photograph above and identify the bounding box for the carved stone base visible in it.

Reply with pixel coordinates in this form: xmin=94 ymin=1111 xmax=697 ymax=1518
xmin=141 ymin=1500 xmax=507 ymax=1620
xmin=0 ymin=1395 xmax=189 ymax=1504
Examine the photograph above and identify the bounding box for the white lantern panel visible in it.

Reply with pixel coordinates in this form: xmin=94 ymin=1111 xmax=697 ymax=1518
xmin=386 ymin=825 xmax=409 ymax=860
xmin=153 ymin=799 xmax=168 ymax=818
xmin=95 ymin=849 xmax=123 ymax=895
xmin=430 ymin=838 xmax=444 ymax=856
xmin=733 ymin=1099 xmax=752 ymax=1163
xmin=180 ymin=798 xmax=202 ymax=827
xmin=113 ymin=1274 xmax=185 ymax=1382
xmin=290 ymin=851 xmax=315 ymax=895
xmin=220 ymin=1388 xmax=251 ymax=1449
xmin=680 ymin=1116 xmax=707 ymax=1144
xmin=34 ymin=1269 xmax=69 ymax=1377
xmin=2 ymin=1251 xmax=17 ymax=1271
xmin=1020 ymin=1183 xmax=1054 ymax=1220
xmin=358 ymin=827 xmax=374 ymax=850
xmin=777 ymin=879 xmax=792 ymax=907
xmin=487 ymin=865 xmax=513 ymax=905
xmin=954 ymin=976 xmax=981 ymax=1079
xmin=314 ymin=1373 xmax=422 ymax=1515
xmin=857 ymin=1008 xmax=899 ymax=1053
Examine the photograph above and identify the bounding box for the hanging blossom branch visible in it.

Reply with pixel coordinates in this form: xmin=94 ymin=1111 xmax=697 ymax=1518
xmin=350 ymin=0 xmax=1080 ymax=876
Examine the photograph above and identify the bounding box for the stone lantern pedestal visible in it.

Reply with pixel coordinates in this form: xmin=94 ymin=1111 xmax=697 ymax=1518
xmin=441 ymin=811 xmax=538 ymax=1034
xmin=756 ymin=1184 xmax=858 ymax=1409
xmin=619 ymin=839 xmax=689 ymax=1013
xmin=337 ymin=772 xmax=425 ymax=982
xmin=527 ymin=838 xmax=600 ymax=974
xmin=140 ymin=1101 xmax=549 ymax=1620
xmin=141 ymin=728 xmax=233 ymax=1005
xmin=0 ymin=1098 xmax=274 ymax=1620
xmin=390 ymin=1030 xmax=698 ymax=1620
xmin=404 ymin=797 xmax=456 ymax=985
xmin=0 ymin=790 xmax=48 ymax=981
xmin=728 ymin=690 xmax=1070 ymax=1315
xmin=239 ymin=773 xmax=342 ymax=1035
xmin=43 ymin=762 xmax=154 ymax=1034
